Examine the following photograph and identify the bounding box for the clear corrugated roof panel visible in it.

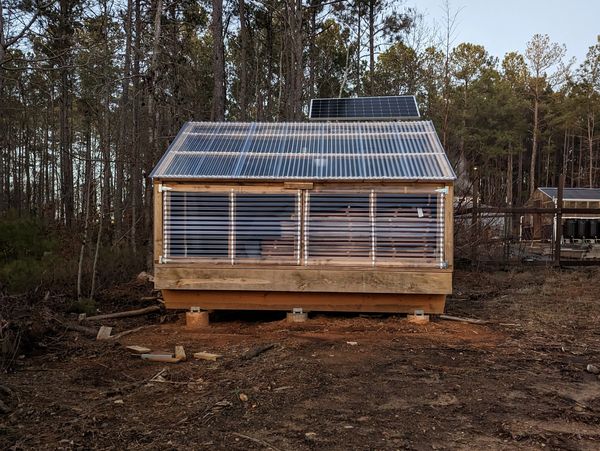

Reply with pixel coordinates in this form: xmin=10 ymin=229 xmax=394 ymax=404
xmin=150 ymin=121 xmax=456 ymax=180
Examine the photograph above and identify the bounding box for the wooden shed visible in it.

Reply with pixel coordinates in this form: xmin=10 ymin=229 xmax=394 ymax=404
xmin=150 ymin=115 xmax=456 ymax=313
xmin=524 ymin=187 xmax=600 ymax=241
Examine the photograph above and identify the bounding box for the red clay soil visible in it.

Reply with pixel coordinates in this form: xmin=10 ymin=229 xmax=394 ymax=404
xmin=2 ymin=267 xmax=600 ymax=450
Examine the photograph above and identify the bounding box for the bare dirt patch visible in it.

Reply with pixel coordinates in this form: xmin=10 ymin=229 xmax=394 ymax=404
xmin=2 ymin=268 xmax=600 ymax=449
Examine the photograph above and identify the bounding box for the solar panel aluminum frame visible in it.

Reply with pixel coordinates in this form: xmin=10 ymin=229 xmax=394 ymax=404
xmin=308 ymin=95 xmax=421 ymax=121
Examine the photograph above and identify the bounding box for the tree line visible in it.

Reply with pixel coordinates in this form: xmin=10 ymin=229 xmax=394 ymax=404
xmin=1 ymin=0 xmax=599 ymax=256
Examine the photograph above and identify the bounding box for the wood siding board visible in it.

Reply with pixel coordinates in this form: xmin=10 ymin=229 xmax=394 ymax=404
xmin=161 ymin=180 xmax=449 ymax=190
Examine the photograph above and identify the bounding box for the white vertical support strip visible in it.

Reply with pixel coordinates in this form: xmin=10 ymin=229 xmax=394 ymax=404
xmin=370 ymin=189 xmax=376 ymax=267
xmin=296 ymin=190 xmax=301 ymax=265
xmin=162 ymin=188 xmax=168 ymax=262
xmin=230 ymin=190 xmax=235 ymax=265
xmin=439 ymin=191 xmax=445 ymax=268
xmin=304 ymin=191 xmax=309 ymax=266
xmin=183 ymin=192 xmax=187 ymax=258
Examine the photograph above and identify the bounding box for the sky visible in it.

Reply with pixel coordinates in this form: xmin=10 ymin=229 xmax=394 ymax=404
xmin=411 ymin=0 xmax=600 ymax=65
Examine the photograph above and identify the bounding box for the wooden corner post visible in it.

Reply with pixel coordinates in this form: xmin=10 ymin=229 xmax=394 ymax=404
xmin=153 ymin=181 xmax=164 ymax=264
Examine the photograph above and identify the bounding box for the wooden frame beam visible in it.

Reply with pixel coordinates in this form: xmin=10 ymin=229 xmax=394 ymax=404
xmin=155 ymin=266 xmax=452 ymax=294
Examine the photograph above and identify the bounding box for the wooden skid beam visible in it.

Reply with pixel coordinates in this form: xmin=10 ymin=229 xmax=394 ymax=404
xmin=162 ymin=290 xmax=446 ymax=314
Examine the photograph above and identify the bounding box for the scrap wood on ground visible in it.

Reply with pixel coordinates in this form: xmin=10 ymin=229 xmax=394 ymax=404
xmin=1 ymin=268 xmax=600 ymax=450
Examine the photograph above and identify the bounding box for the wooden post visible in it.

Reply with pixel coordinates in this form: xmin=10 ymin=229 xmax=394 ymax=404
xmin=503 ymin=209 xmax=510 ymax=263
xmin=471 ymin=169 xmax=479 ymax=266
xmin=153 ymin=181 xmax=164 ymax=264
xmin=444 ymin=184 xmax=454 ymax=269
xmin=554 ymin=174 xmax=564 ymax=266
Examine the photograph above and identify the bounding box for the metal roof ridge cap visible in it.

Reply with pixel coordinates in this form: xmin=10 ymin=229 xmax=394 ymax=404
xmin=182 ymin=119 xmax=432 ymax=126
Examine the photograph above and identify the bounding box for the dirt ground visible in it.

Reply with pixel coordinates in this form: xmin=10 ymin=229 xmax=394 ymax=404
xmin=2 ymin=268 xmax=600 ymax=450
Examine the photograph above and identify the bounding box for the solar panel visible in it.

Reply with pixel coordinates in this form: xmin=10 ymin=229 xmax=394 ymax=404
xmin=309 ymin=96 xmax=420 ymax=121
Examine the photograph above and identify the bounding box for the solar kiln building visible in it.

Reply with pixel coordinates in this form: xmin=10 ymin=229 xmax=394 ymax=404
xmin=150 ymin=96 xmax=456 ymax=314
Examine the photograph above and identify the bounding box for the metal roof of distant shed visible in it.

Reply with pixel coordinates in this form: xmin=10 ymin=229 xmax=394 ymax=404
xmin=539 ymin=187 xmax=600 ymax=201
xmin=150 ymin=121 xmax=456 ymax=181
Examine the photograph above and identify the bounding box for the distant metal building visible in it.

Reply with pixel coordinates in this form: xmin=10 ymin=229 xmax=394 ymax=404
xmin=524 ymin=187 xmax=600 ymax=241
xmin=150 ymin=97 xmax=456 ymax=314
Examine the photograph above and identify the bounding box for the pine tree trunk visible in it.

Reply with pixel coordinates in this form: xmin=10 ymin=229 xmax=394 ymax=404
xmin=356 ymin=7 xmax=361 ymax=95
xmin=265 ymin=4 xmax=274 ymax=119
xmin=368 ymin=0 xmax=375 ymax=95
xmin=58 ymin=0 xmax=74 ymax=227
xmin=282 ymin=0 xmax=303 ymax=120
xmin=130 ymin=0 xmax=142 ymax=252
xmin=507 ymin=151 xmax=516 ymax=236
xmin=308 ymin=3 xmax=317 ymax=101
xmin=507 ymin=151 xmax=513 ymax=205
xmin=239 ymin=0 xmax=249 ymax=120
xmin=588 ymin=113 xmax=595 ymax=187
xmin=148 ymin=0 xmax=162 ymax=162
xmin=292 ymin=0 xmax=303 ymax=119
xmin=77 ymin=126 xmax=93 ymax=301
xmin=517 ymin=148 xmax=523 ymax=204
xmin=115 ymin=0 xmax=133 ymax=240
xmin=101 ymin=92 xmax=112 ymax=239
xmin=0 ymin=3 xmax=6 ymax=94
xmin=529 ymin=96 xmax=539 ymax=196
xmin=211 ymin=0 xmax=225 ymax=121
xmin=578 ymin=135 xmax=583 ymax=185
xmin=570 ymin=132 xmax=575 ymax=187
xmin=90 ymin=179 xmax=104 ymax=301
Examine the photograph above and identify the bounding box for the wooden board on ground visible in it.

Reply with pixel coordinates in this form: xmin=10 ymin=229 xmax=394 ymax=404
xmin=174 ymin=346 xmax=186 ymax=361
xmin=96 ymin=326 xmax=112 ymax=340
xmin=193 ymin=352 xmax=222 ymax=361
xmin=126 ymin=345 xmax=151 ymax=354
xmin=141 ymin=354 xmax=181 ymax=363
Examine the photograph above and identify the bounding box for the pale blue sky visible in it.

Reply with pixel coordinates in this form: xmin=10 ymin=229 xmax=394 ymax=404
xmin=411 ymin=0 xmax=600 ymax=65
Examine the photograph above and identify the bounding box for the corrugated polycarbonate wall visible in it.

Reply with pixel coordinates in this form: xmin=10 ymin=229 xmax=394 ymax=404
xmin=164 ymin=192 xmax=230 ymax=259
xmin=162 ymin=188 xmax=447 ymax=268
xmin=234 ymin=193 xmax=301 ymax=264
xmin=374 ymin=193 xmax=442 ymax=264
xmin=306 ymin=194 xmax=371 ymax=262
xmin=164 ymin=191 xmax=301 ymax=263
